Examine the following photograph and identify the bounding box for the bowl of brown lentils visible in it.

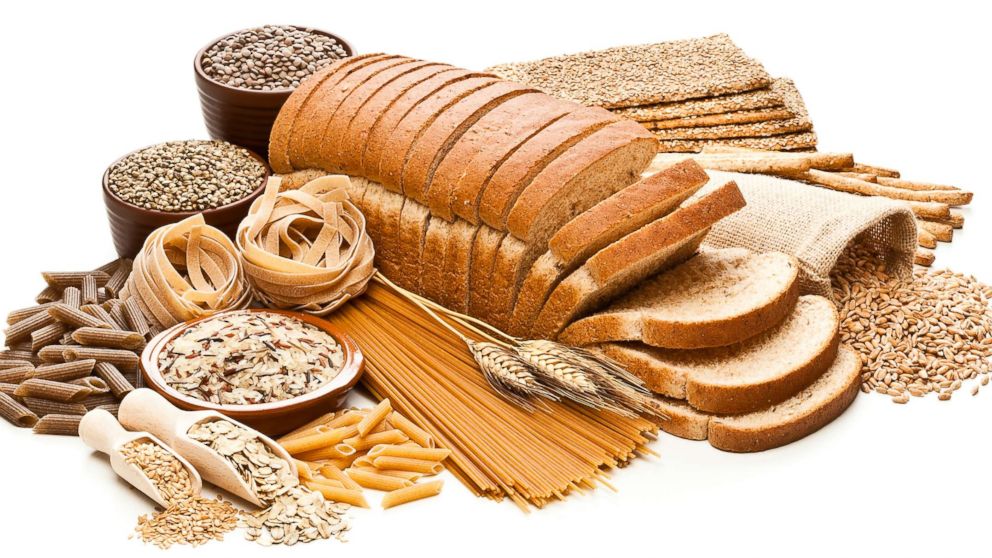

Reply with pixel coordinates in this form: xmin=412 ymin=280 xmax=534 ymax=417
xmin=194 ymin=25 xmax=353 ymax=160
xmin=102 ymin=139 xmax=270 ymax=258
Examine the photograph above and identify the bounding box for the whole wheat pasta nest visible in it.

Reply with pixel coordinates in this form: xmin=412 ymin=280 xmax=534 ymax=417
xmin=236 ymin=175 xmax=375 ymax=315
xmin=120 ymin=214 xmax=252 ymax=330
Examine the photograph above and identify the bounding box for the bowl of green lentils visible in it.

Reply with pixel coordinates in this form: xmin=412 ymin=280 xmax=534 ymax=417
xmin=102 ymin=139 xmax=270 ymax=258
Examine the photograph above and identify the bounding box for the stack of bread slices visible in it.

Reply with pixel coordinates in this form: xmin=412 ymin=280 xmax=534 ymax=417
xmin=269 ymin=53 xmax=858 ymax=452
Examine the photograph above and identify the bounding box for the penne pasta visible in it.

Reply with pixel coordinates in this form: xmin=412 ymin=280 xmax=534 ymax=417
xmin=48 ymin=303 xmax=109 ymax=329
xmin=32 ymin=413 xmax=82 ymax=436
xmin=307 ymin=477 xmax=345 ymax=489
xmin=95 ymin=403 xmax=120 ymax=417
xmin=14 ymin=378 xmax=93 ymax=402
xmin=345 ymin=467 xmax=413 ymax=492
xmin=26 ymin=360 xmax=96 ymax=382
xmin=71 ymin=327 xmax=145 ymax=350
xmin=61 ymin=287 xmax=81 ymax=309
xmin=0 ymin=359 xmax=35 ymax=371
xmin=318 ymin=463 xmax=361 ymax=491
xmin=372 ymin=456 xmax=444 ymax=475
xmin=280 ymin=425 xmax=359 ymax=455
xmin=104 ymin=260 xmax=132 ymax=297
xmin=70 ymin=376 xmax=111 ymax=393
xmin=351 ymin=456 xmax=373 ymax=469
xmin=42 ymin=271 xmax=110 ymax=289
xmin=3 ymin=309 xmax=55 ymax=345
xmin=35 ymin=285 xmax=62 ymax=305
xmin=389 ymin=411 xmax=435 ymax=448
xmin=22 ymin=397 xmax=88 ymax=417
xmin=367 ymin=444 xmax=452 ymax=462
xmin=293 ymin=459 xmax=317 ymax=481
xmin=303 ymin=481 xmax=369 ymax=508
xmin=93 ymin=362 xmax=134 ymax=398
xmin=0 ymin=383 xmax=18 ymax=398
xmin=353 ymin=466 xmax=422 ymax=482
xmin=0 ymin=366 xmax=34 ymax=384
xmin=344 ymin=429 xmax=408 ymax=451
xmin=122 ymin=298 xmax=151 ymax=338
xmin=380 ymin=480 xmax=443 ymax=509
xmin=356 ymin=398 xmax=391 ymax=437
xmin=36 ymin=345 xmax=71 ymax=363
xmin=6 ymin=304 xmax=55 ymax=326
xmin=30 ymin=322 xmax=68 ymax=352
xmin=0 ymin=392 xmax=39 ymax=427
xmin=108 ymin=304 xmax=130 ymax=330
xmin=295 ymin=443 xmax=357 ymax=462
xmin=63 ymin=346 xmax=139 ymax=370
xmin=323 ymin=458 xmax=355 ymax=470
xmin=81 ymin=275 xmax=99 ymax=305
xmin=82 ymin=393 xmax=119 ymax=410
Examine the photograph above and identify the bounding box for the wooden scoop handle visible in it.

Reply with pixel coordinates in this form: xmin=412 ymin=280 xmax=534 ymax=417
xmin=79 ymin=409 xmax=129 ymax=455
xmin=118 ymin=388 xmax=189 ymax=445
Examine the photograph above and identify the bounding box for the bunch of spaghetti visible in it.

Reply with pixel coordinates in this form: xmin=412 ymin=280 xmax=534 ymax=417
xmin=121 ymin=214 xmax=250 ymax=329
xmin=237 ymin=175 xmax=375 ymax=315
xmin=324 ymin=282 xmax=658 ymax=511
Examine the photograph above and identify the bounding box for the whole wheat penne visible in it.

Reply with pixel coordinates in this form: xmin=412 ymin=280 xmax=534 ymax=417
xmin=95 ymin=403 xmax=120 ymax=416
xmin=0 ymin=392 xmax=39 ymax=427
xmin=919 ymin=220 xmax=953 ymax=242
xmin=61 ymin=287 xmax=81 ymax=309
xmin=82 ymin=393 xmax=118 ymax=410
xmin=107 ymin=303 xmax=129 ymax=330
xmin=876 ymin=176 xmax=958 ymax=192
xmin=356 ymin=398 xmax=391 ymax=436
xmin=0 ymin=359 xmax=34 ymax=371
xmin=93 ymin=362 xmax=134 ymax=398
xmin=372 ymin=456 xmax=444 ymax=475
xmin=389 ymin=412 xmax=434 ymax=448
xmin=1 ymin=350 xmax=41 ymax=366
xmin=380 ymin=480 xmax=443 ymax=509
xmin=30 ymin=322 xmax=67 ymax=352
xmin=48 ymin=303 xmax=109 ymax=329
xmin=42 ymin=271 xmax=110 ymax=289
xmin=104 ymin=260 xmax=132 ymax=297
xmin=122 ymin=372 xmax=139 ymax=386
xmin=318 ymin=463 xmax=361 ymax=490
xmin=70 ymin=376 xmax=111 ymax=393
xmin=345 ymin=467 xmax=413 ymax=491
xmin=367 ymin=444 xmax=452 ymax=462
xmin=281 ymin=425 xmax=360 ymax=455
xmin=4 ymin=310 xmax=55 ymax=344
xmin=22 ymin=397 xmax=89 ymax=417
xmin=14 ymin=378 xmax=93 ymax=402
xmin=122 ymin=298 xmax=151 ymax=337
xmin=295 ymin=443 xmax=357 ymax=461
xmin=6 ymin=304 xmax=55 ymax=326
xmin=36 ymin=286 xmax=62 ymax=305
xmin=344 ymin=429 xmax=409 ymax=451
xmin=81 ymin=275 xmax=99 ymax=305
xmin=304 ymin=481 xmax=369 ymax=508
xmin=81 ymin=305 xmax=121 ymax=331
xmin=917 ymin=227 xmax=937 ymax=249
xmin=0 ymin=383 xmax=17 ymax=397
xmin=0 ymin=366 xmax=33 ymax=383
xmin=32 ymin=413 xmax=81 ymax=435
xmin=71 ymin=327 xmax=145 ymax=350
xmin=63 ymin=346 xmax=139 ymax=370
xmin=94 ymin=259 xmax=124 ymax=275
xmin=26 ymin=360 xmax=96 ymax=382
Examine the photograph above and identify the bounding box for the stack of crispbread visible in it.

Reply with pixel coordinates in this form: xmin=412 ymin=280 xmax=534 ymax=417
xmin=486 ymin=34 xmax=817 ymax=153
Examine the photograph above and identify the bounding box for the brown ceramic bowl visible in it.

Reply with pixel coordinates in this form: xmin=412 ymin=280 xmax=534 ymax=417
xmin=140 ymin=309 xmax=364 ymax=436
xmin=102 ymin=143 xmax=270 ymax=259
xmin=193 ymin=26 xmax=354 ymax=160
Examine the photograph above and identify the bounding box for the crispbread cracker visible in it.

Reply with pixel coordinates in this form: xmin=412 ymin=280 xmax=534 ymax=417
xmin=647 ymin=107 xmax=794 ymax=130
xmin=486 ymin=34 xmax=771 ymax=109
xmin=611 ymin=87 xmax=784 ymax=122
xmin=657 ymin=131 xmax=819 ymax=153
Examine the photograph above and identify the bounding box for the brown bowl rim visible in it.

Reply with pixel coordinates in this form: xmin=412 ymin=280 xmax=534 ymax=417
xmin=102 ymin=141 xmax=271 ymax=219
xmin=193 ymin=25 xmax=354 ymax=96
xmin=140 ymin=308 xmax=365 ymax=414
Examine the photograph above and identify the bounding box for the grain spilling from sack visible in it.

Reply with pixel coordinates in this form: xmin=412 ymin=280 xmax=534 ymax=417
xmin=831 ymin=246 xmax=992 ymax=402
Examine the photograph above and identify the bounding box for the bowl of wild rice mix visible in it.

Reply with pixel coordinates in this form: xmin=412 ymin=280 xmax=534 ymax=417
xmin=140 ymin=309 xmax=363 ymax=435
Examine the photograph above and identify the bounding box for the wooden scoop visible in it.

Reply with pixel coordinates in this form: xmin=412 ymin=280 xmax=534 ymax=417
xmin=79 ymin=408 xmax=203 ymax=508
xmin=117 ymin=388 xmax=297 ymax=507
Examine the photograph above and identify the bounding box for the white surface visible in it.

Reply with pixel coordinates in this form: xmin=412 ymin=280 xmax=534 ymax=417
xmin=1 ymin=1 xmax=988 ymax=556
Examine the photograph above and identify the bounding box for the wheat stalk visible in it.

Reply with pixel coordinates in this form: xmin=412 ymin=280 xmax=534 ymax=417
xmin=470 ymin=341 xmax=558 ymax=410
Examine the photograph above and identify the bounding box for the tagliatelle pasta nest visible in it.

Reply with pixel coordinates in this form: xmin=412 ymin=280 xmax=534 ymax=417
xmin=121 ymin=214 xmax=252 ymax=330
xmin=236 ymin=175 xmax=376 ymax=315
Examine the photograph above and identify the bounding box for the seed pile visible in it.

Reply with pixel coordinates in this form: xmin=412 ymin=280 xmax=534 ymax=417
xmin=202 ymin=25 xmax=347 ymax=91
xmin=188 ymin=419 xmax=349 ymax=546
xmin=133 ymin=495 xmax=239 ymax=549
xmin=120 ymin=440 xmax=193 ymax=504
xmin=107 ymin=140 xmax=265 ymax=212
xmin=832 ymin=246 xmax=992 ymax=403
xmin=159 ymin=311 xmax=344 ymax=405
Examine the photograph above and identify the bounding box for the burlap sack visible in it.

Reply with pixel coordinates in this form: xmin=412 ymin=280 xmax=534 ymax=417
xmin=701 ymin=170 xmax=917 ymax=298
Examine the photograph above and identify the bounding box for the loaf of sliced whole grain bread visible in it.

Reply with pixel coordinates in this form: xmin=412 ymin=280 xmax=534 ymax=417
xmin=531 ymin=181 xmax=746 ymax=339
xmin=401 ymin=81 xmax=536 ymax=205
xmin=508 ymin=161 xmax=710 ymax=336
xmin=593 ymin=295 xmax=839 ymax=414
xmin=376 ymin=77 xmax=500 ymax=192
xmin=559 ymin=248 xmax=799 ymax=349
xmin=504 ymin=120 xmax=657 ymax=246
xmin=395 ymin=195 xmax=432 ymax=292
xmin=651 ymin=345 xmax=860 ymax=451
xmin=476 ymin=107 xmax=619 ymax=229
xmin=427 ymin=92 xmax=569 ymax=221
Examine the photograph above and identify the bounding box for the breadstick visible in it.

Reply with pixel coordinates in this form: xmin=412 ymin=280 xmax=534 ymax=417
xmin=41 ymin=271 xmax=110 ymax=289
xmin=915 ymin=249 xmax=935 ymax=267
xmin=25 ymin=360 xmax=96 ymax=382
xmin=848 ymin=162 xmax=900 ymax=178
xmin=71 ymin=327 xmax=145 ymax=350
xmin=919 ymin=221 xmax=953 ymax=242
xmin=0 ymin=392 xmax=39 ymax=427
xmin=877 ymin=176 xmax=959 ymax=192
xmin=906 ymin=201 xmax=951 ymax=221
xmin=916 ymin=227 xmax=937 ymax=249
xmin=650 ymin=152 xmax=809 ymax=176
xmin=699 ymin=146 xmax=854 ymax=169
xmin=32 ymin=413 xmax=81 ymax=436
xmin=805 ymin=170 xmax=970 ymax=206
xmin=93 ymin=362 xmax=135 ymax=398
xmin=836 ymin=172 xmax=878 ymax=182
xmin=14 ymin=378 xmax=93 ymax=402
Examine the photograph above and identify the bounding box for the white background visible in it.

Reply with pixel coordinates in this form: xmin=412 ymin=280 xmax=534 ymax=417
xmin=1 ymin=1 xmax=988 ymax=556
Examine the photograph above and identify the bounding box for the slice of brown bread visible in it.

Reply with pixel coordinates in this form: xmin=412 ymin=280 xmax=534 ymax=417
xmin=531 ymin=181 xmax=746 ymax=339
xmin=418 ymin=216 xmax=454 ymax=305
xmin=504 ymin=120 xmax=657 ymax=245
xmin=558 ymin=248 xmax=800 ymax=349
xmin=401 ymin=82 xmax=536 ymax=205
xmin=362 ymin=69 xmax=487 ymax=183
xmin=395 ymin=196 xmax=432 ymax=292
xmin=448 ymin=105 xmax=580 ymax=224
xmin=376 ymin=188 xmax=408 ymax=281
xmin=593 ymin=295 xmax=840 ymax=414
xmin=440 ymin=220 xmax=481 ymax=312
xmin=508 ymin=161 xmax=709 ymax=336
xmin=647 ymin=345 xmax=860 ymax=451
xmin=476 ymin=106 xmax=619 ymax=229
xmin=548 ymin=159 xmax=709 ymax=271
xmin=485 ymin=234 xmax=533 ymax=331
xmin=376 ymin=77 xmax=501 ymax=194
xmin=359 ymin=179 xmax=387 ymax=264
xmin=290 ymin=54 xmax=404 ymax=171
xmin=467 ymin=227 xmax=507 ymax=320
xmin=426 ymin=92 xmax=565 ymax=221
xmin=317 ymin=59 xmax=442 ymax=174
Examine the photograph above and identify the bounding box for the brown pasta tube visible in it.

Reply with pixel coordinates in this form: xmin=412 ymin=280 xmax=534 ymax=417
xmin=37 ymin=345 xmax=71 ymax=363
xmin=26 ymin=360 xmax=96 ymax=382
xmin=63 ymin=346 xmax=139 ymax=370
xmin=30 ymin=322 xmax=68 ymax=352
xmin=82 ymin=393 xmax=118 ymax=410
xmin=93 ymin=362 xmax=135 ymax=398
xmin=0 ymin=392 xmax=39 ymax=427
xmin=48 ymin=303 xmax=110 ymax=329
xmin=36 ymin=285 xmax=62 ymax=304
xmin=6 ymin=304 xmax=55 ymax=326
xmin=96 ymin=403 xmax=120 ymax=417
xmin=104 ymin=260 xmax=133 ymax=297
xmin=22 ymin=397 xmax=88 ymax=417
xmin=81 ymin=275 xmax=99 ymax=305
xmin=108 ymin=304 xmax=130 ymax=330
xmin=42 ymin=271 xmax=111 ymax=289
xmin=33 ymin=414 xmax=81 ymax=435
xmin=0 ymin=383 xmax=17 ymax=398
xmin=71 ymin=327 xmax=145 ymax=350
xmin=81 ymin=305 xmax=121 ymax=331
xmin=97 ymin=290 xmax=110 ymax=304
xmin=3 ymin=310 xmax=55 ymax=345
xmin=122 ymin=372 xmax=139 ymax=387
xmin=14 ymin=378 xmax=93 ymax=402
xmin=61 ymin=287 xmax=82 ymax=309
xmin=122 ymin=298 xmax=151 ymax=337
xmin=70 ymin=376 xmax=111 ymax=393
xmin=0 ymin=359 xmax=34 ymax=371
xmin=0 ymin=366 xmax=33 ymax=383
xmin=0 ymin=350 xmax=41 ymax=366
